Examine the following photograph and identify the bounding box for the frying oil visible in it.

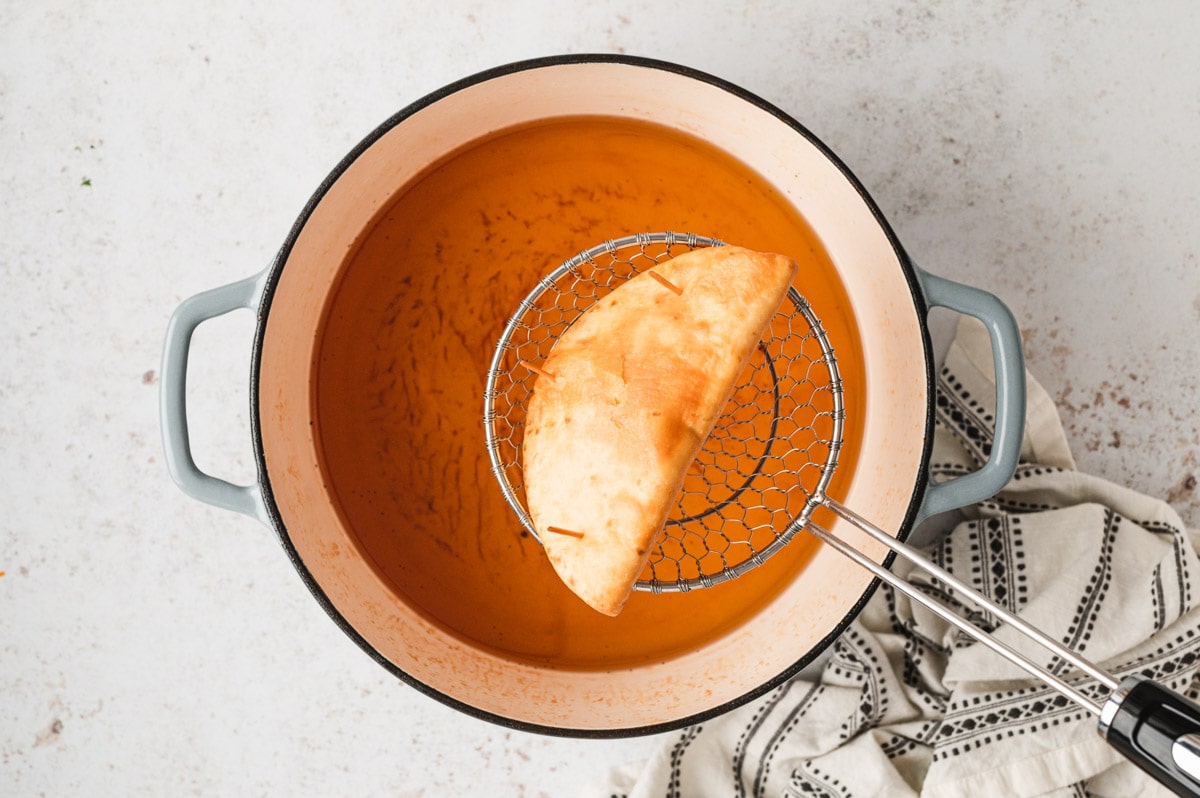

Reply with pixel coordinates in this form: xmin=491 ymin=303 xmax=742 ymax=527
xmin=314 ymin=116 xmax=865 ymax=669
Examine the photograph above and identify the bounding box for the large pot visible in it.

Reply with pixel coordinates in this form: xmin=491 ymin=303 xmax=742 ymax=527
xmin=160 ymin=55 xmax=1025 ymax=735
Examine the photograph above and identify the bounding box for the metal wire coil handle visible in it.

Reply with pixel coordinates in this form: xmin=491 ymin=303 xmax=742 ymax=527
xmin=813 ymin=499 xmax=1200 ymax=795
xmin=484 ymin=232 xmax=845 ymax=592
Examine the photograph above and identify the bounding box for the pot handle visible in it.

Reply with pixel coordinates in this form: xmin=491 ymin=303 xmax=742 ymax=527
xmin=160 ymin=272 xmax=269 ymax=524
xmin=915 ymin=268 xmax=1026 ymax=520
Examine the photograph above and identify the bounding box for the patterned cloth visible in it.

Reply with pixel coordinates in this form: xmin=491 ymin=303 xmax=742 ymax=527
xmin=587 ymin=318 xmax=1200 ymax=798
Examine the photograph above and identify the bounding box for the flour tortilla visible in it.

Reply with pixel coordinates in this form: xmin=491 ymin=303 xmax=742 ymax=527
xmin=522 ymin=246 xmax=798 ymax=615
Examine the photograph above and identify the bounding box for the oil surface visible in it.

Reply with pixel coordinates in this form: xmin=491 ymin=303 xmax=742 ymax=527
xmin=314 ymin=116 xmax=865 ymax=669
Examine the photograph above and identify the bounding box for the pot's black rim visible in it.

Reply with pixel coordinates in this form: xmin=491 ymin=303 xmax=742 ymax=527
xmin=248 ymin=53 xmax=935 ymax=739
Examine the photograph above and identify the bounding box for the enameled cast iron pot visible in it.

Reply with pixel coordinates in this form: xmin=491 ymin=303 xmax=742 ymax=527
xmin=160 ymin=55 xmax=1025 ymax=735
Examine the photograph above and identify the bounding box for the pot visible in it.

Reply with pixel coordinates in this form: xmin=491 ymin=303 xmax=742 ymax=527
xmin=160 ymin=55 xmax=1025 ymax=735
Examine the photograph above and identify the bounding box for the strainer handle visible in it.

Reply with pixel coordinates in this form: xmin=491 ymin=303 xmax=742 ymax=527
xmin=160 ymin=271 xmax=269 ymax=523
xmin=915 ymin=269 xmax=1026 ymax=520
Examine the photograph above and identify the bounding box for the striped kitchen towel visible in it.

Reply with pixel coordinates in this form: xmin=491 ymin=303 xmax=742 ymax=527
xmin=586 ymin=317 xmax=1199 ymax=798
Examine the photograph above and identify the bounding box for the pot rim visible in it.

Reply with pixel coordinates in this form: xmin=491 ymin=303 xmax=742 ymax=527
xmin=248 ymin=53 xmax=935 ymax=738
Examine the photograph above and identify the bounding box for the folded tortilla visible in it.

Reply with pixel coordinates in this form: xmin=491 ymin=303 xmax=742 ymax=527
xmin=522 ymin=246 xmax=798 ymax=615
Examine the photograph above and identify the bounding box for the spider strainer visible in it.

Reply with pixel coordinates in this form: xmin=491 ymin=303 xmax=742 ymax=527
xmin=484 ymin=232 xmax=844 ymax=592
xmin=480 ymin=232 xmax=1200 ymax=790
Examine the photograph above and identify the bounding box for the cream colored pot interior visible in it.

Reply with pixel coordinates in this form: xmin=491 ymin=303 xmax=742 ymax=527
xmin=258 ymin=61 xmax=929 ymax=731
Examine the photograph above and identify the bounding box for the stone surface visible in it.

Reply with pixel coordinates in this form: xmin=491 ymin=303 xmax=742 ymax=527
xmin=2 ymin=2 xmax=1197 ymax=794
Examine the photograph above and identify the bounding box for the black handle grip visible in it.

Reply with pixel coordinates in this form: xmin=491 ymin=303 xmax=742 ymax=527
xmin=1102 ymin=675 xmax=1200 ymax=796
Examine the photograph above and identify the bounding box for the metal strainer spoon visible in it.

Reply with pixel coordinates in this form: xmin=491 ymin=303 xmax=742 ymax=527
xmin=484 ymin=231 xmax=1200 ymax=795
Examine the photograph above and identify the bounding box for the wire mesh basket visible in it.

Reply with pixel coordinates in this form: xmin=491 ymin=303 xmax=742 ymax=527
xmin=484 ymin=232 xmax=844 ymax=592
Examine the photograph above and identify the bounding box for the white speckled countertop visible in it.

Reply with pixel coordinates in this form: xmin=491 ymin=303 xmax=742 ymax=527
xmin=3 ymin=2 xmax=1198 ymax=795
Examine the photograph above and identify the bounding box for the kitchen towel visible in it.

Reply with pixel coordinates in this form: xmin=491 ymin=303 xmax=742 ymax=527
xmin=586 ymin=317 xmax=1200 ymax=798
